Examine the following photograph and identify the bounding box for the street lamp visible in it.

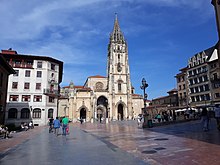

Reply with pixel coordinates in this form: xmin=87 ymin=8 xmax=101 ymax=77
xmin=140 ymin=78 xmax=149 ymax=128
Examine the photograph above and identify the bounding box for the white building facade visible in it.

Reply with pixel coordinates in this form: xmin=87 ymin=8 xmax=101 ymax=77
xmin=59 ymin=16 xmax=144 ymax=122
xmin=1 ymin=49 xmax=63 ymax=126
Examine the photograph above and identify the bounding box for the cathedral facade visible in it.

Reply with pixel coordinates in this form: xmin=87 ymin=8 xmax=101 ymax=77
xmin=58 ymin=16 xmax=143 ymax=122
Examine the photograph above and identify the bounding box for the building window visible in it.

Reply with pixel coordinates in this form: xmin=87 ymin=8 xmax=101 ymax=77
xmin=180 ymin=93 xmax=182 ymax=99
xmin=25 ymin=70 xmax=31 ymax=77
xmin=188 ymin=71 xmax=192 ymax=76
xmin=51 ymin=63 xmax=55 ymax=70
xmin=179 ymin=85 xmax=181 ymax=90
xmin=204 ymin=84 xmax=209 ymax=91
xmin=8 ymin=108 xmax=17 ymax=119
xmin=205 ymin=94 xmax=210 ymax=100
xmin=37 ymin=71 xmax=42 ymax=78
xmin=195 ymin=87 xmax=199 ymax=93
xmin=199 ymin=86 xmax=204 ymax=92
xmin=203 ymin=75 xmax=208 ymax=81
xmin=20 ymin=108 xmax=30 ymax=119
xmin=37 ymin=62 xmax=42 ymax=68
xmin=48 ymin=109 xmax=53 ymax=118
xmin=0 ymin=73 xmax=3 ymax=87
xmin=22 ymin=95 xmax=31 ymax=102
xmin=12 ymin=82 xmax=18 ymax=89
xmin=196 ymin=95 xmax=200 ymax=102
xmin=95 ymin=82 xmax=104 ymax=90
xmin=118 ymin=83 xmax=121 ymax=92
xmin=24 ymin=82 xmax=30 ymax=89
xmin=36 ymin=83 xmax=41 ymax=90
xmin=14 ymin=70 xmax=19 ymax=76
xmin=190 ymin=88 xmax=194 ymax=94
xmin=49 ymin=96 xmax=55 ymax=103
xmin=199 ymin=77 xmax=202 ymax=83
xmin=184 ymin=92 xmax=186 ymax=98
xmin=215 ymin=93 xmax=220 ymax=98
xmin=33 ymin=108 xmax=41 ymax=118
xmin=201 ymin=95 xmax=205 ymax=101
xmin=9 ymin=95 xmax=19 ymax=101
xmin=34 ymin=95 xmax=42 ymax=102
xmin=194 ymin=78 xmax=198 ymax=84
xmin=183 ymin=84 xmax=186 ymax=89
xmin=213 ymin=73 xmax=218 ymax=80
xmin=191 ymin=96 xmax=195 ymax=102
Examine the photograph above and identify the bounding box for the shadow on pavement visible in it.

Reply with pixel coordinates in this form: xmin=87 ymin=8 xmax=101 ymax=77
xmin=148 ymin=119 xmax=220 ymax=145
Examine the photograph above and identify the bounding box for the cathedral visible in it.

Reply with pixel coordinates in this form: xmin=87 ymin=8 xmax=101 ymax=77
xmin=58 ymin=15 xmax=144 ymax=122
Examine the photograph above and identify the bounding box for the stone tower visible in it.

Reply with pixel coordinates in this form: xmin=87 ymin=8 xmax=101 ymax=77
xmin=107 ymin=14 xmax=133 ymax=120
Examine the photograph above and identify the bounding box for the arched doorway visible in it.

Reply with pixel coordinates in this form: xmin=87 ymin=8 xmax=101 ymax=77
xmin=97 ymin=96 xmax=108 ymax=120
xmin=80 ymin=108 xmax=86 ymax=120
xmin=118 ymin=104 xmax=124 ymax=120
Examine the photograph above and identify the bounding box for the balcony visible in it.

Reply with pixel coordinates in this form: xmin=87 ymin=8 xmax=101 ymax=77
xmin=10 ymin=62 xmax=33 ymax=68
xmin=43 ymin=88 xmax=60 ymax=97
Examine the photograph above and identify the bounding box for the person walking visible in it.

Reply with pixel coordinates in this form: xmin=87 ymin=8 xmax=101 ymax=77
xmin=62 ymin=116 xmax=69 ymax=136
xmin=201 ymin=107 xmax=209 ymax=131
xmin=214 ymin=104 xmax=220 ymax=131
xmin=157 ymin=114 xmax=161 ymax=123
xmin=49 ymin=118 xmax=54 ymax=133
xmin=53 ymin=117 xmax=61 ymax=136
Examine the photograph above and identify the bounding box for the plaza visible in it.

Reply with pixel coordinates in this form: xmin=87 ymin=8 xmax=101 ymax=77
xmin=0 ymin=120 xmax=220 ymax=165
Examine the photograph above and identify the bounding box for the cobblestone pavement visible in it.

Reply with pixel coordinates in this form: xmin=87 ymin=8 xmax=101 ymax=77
xmin=0 ymin=120 xmax=220 ymax=165
xmin=0 ymin=124 xmax=146 ymax=165
xmin=76 ymin=119 xmax=220 ymax=165
xmin=0 ymin=126 xmax=45 ymax=154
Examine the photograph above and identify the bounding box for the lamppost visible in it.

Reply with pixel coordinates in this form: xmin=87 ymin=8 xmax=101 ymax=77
xmin=140 ymin=78 xmax=149 ymax=128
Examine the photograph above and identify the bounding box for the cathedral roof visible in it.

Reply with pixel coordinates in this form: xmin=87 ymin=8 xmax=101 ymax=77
xmin=88 ymin=75 xmax=106 ymax=78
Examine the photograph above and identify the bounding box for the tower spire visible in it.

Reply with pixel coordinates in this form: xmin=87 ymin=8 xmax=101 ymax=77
xmin=110 ymin=13 xmax=125 ymax=43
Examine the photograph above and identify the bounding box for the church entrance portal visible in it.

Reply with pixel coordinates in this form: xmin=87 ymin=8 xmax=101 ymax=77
xmin=97 ymin=96 xmax=108 ymax=122
xmin=118 ymin=104 xmax=124 ymax=120
xmin=80 ymin=108 xmax=86 ymax=120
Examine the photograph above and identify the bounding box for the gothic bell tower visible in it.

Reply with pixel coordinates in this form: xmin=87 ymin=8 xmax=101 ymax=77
xmin=107 ymin=14 xmax=133 ymax=120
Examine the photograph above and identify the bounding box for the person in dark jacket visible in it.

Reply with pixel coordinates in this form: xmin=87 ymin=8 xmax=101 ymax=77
xmin=201 ymin=108 xmax=209 ymax=131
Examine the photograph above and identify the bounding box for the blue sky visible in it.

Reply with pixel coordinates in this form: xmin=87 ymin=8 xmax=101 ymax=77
xmin=0 ymin=0 xmax=218 ymax=99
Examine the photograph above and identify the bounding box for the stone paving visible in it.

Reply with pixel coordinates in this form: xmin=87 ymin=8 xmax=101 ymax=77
xmin=0 ymin=119 xmax=220 ymax=165
xmin=0 ymin=126 xmax=45 ymax=154
xmin=0 ymin=124 xmax=146 ymax=165
xmin=76 ymin=119 xmax=220 ymax=165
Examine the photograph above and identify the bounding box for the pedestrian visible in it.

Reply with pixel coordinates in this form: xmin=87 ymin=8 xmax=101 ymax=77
xmin=80 ymin=117 xmax=83 ymax=124
xmin=157 ymin=114 xmax=161 ymax=123
xmin=137 ymin=114 xmax=142 ymax=127
xmin=49 ymin=117 xmax=54 ymax=133
xmin=201 ymin=107 xmax=209 ymax=131
xmin=28 ymin=121 xmax=34 ymax=129
xmin=62 ymin=116 xmax=69 ymax=136
xmin=53 ymin=117 xmax=61 ymax=136
xmin=214 ymin=104 xmax=220 ymax=131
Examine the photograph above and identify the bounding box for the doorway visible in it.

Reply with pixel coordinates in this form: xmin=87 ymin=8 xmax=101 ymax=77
xmin=118 ymin=104 xmax=124 ymax=120
xmin=80 ymin=108 xmax=86 ymax=120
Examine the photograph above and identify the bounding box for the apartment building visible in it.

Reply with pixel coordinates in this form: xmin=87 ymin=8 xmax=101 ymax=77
xmin=175 ymin=67 xmax=189 ymax=108
xmin=148 ymin=88 xmax=178 ymax=118
xmin=0 ymin=49 xmax=63 ymax=126
xmin=187 ymin=47 xmax=215 ymax=108
xmin=0 ymin=55 xmax=15 ymax=124
xmin=208 ymin=47 xmax=220 ymax=104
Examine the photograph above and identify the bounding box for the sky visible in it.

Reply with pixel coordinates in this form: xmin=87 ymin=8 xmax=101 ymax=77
xmin=0 ymin=0 xmax=218 ymax=100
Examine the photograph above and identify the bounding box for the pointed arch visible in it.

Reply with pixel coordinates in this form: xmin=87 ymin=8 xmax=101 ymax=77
xmin=116 ymin=101 xmax=126 ymax=120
